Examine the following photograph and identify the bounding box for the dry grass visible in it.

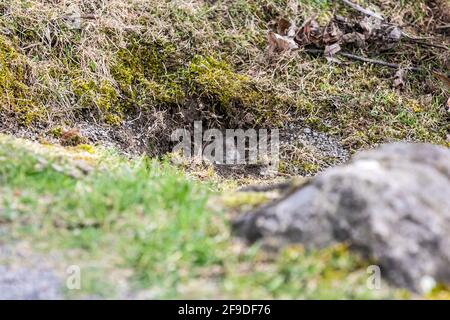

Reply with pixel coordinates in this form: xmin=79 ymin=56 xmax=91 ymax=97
xmin=0 ymin=0 xmax=448 ymax=167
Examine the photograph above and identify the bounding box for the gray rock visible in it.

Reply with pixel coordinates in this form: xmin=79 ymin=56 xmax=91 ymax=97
xmin=233 ymin=143 xmax=450 ymax=292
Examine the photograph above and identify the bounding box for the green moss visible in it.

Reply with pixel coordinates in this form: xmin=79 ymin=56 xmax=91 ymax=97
xmin=71 ymin=78 xmax=121 ymax=123
xmin=49 ymin=127 xmax=63 ymax=138
xmin=0 ymin=35 xmax=42 ymax=125
xmin=220 ymin=191 xmax=272 ymax=210
xmin=301 ymin=162 xmax=321 ymax=174
xmin=426 ymin=284 xmax=450 ymax=300
xmin=280 ymin=159 xmax=322 ymax=175
xmin=185 ymin=55 xmax=290 ymax=125
xmin=74 ymin=144 xmax=95 ymax=154
xmin=110 ymin=40 xmax=291 ymax=127
xmin=104 ymin=113 xmax=123 ymax=126
xmin=110 ymin=38 xmax=185 ymax=110
xmin=69 ymin=38 xmax=187 ymax=126
xmin=187 ymin=55 xmax=251 ymax=106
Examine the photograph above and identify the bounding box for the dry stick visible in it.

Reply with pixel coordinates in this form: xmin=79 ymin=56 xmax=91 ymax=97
xmin=340 ymin=52 xmax=422 ymax=72
xmin=303 ymin=48 xmax=422 ymax=72
xmin=407 ymin=39 xmax=450 ymax=51
xmin=340 ymin=0 xmax=384 ymax=20
xmin=400 ymin=30 xmax=436 ymax=41
xmin=401 ymin=31 xmax=449 ymax=50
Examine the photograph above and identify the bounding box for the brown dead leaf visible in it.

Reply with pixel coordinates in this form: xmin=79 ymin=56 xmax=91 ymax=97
xmin=287 ymin=22 xmax=297 ymax=38
xmin=324 ymin=43 xmax=341 ymax=56
xmin=393 ymin=68 xmax=406 ymax=90
xmin=342 ymin=32 xmax=366 ymax=48
xmin=267 ymin=31 xmax=298 ymax=56
xmin=295 ymin=17 xmax=321 ymax=46
xmin=333 ymin=15 xmax=357 ymax=34
xmin=359 ymin=16 xmax=382 ymax=38
xmin=276 ymin=18 xmax=291 ymax=36
xmin=270 ymin=14 xmax=405 ymax=59
xmin=322 ymin=21 xmax=344 ymax=44
xmin=324 ymin=43 xmax=342 ymax=63
xmin=275 ymin=18 xmax=297 ymax=37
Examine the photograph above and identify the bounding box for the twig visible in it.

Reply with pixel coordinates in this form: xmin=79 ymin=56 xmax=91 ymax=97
xmin=21 ymin=43 xmax=40 ymax=51
xmin=59 ymin=14 xmax=97 ymax=20
xmin=339 ymin=52 xmax=421 ymax=71
xmin=401 ymin=31 xmax=434 ymax=41
xmin=340 ymin=0 xmax=384 ymax=21
xmin=304 ymin=48 xmax=422 ymax=72
xmin=406 ymin=39 xmax=449 ymax=51
xmin=401 ymin=31 xmax=450 ymax=50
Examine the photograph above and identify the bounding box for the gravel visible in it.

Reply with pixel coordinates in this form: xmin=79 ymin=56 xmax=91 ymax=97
xmin=279 ymin=123 xmax=350 ymax=175
xmin=284 ymin=124 xmax=349 ymax=162
xmin=0 ymin=244 xmax=63 ymax=300
xmin=0 ymin=265 xmax=62 ymax=299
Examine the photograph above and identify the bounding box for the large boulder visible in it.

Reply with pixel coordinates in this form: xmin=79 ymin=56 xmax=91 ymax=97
xmin=232 ymin=143 xmax=450 ymax=292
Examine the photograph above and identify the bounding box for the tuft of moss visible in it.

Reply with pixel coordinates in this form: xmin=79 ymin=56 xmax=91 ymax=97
xmin=49 ymin=126 xmax=63 ymax=138
xmin=74 ymin=144 xmax=95 ymax=154
xmin=110 ymin=38 xmax=185 ymax=111
xmin=185 ymin=55 xmax=290 ymax=126
xmin=0 ymin=35 xmax=42 ymax=125
xmin=71 ymin=78 xmax=121 ymax=124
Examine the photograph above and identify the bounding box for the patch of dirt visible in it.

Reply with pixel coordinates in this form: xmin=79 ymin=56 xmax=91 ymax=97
xmin=280 ymin=123 xmax=350 ymax=176
xmin=0 ymin=243 xmax=63 ymax=299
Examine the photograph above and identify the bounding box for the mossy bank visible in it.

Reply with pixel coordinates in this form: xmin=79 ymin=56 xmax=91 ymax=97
xmin=0 ymin=0 xmax=448 ymax=165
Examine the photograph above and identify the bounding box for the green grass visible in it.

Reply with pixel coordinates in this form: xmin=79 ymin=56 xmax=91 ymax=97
xmin=0 ymin=134 xmax=403 ymax=298
xmin=0 ymin=0 xmax=446 ymax=299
